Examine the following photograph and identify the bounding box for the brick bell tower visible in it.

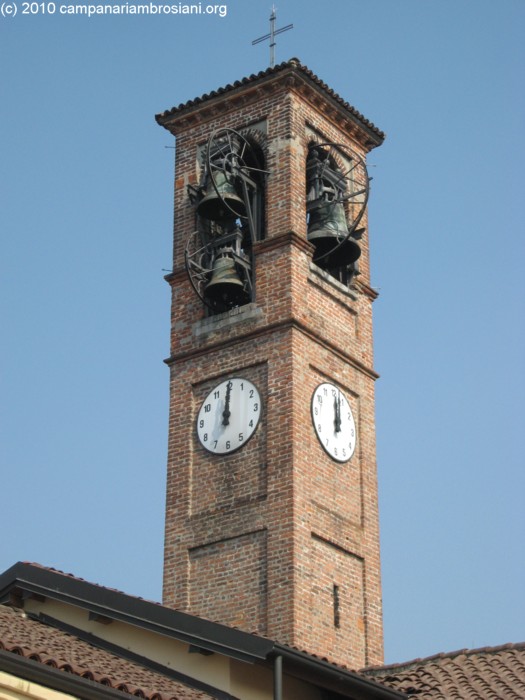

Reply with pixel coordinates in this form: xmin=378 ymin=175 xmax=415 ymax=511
xmin=156 ymin=59 xmax=385 ymax=669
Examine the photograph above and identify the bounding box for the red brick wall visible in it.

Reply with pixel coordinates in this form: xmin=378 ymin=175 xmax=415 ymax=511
xmin=160 ymin=69 xmax=384 ymax=668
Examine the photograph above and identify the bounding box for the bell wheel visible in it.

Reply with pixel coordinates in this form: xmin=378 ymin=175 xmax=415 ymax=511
xmin=185 ymin=229 xmax=213 ymax=308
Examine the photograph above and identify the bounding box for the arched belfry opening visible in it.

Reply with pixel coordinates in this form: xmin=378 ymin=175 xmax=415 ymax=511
xmin=306 ymin=141 xmax=369 ymax=287
xmin=186 ymin=128 xmax=267 ymax=315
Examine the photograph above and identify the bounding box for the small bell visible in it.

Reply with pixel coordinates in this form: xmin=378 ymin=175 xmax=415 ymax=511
xmin=205 ymin=255 xmax=249 ymax=307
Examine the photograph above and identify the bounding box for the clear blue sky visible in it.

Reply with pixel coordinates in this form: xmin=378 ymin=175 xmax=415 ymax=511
xmin=1 ymin=0 xmax=524 ymax=666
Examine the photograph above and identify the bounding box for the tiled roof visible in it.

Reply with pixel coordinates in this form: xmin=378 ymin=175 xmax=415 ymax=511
xmin=362 ymin=643 xmax=525 ymax=699
xmin=155 ymin=58 xmax=385 ymax=142
xmin=0 ymin=605 xmax=219 ymax=700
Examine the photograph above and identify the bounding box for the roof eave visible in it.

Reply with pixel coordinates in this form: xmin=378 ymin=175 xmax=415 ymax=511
xmin=0 ymin=648 xmax=132 ymax=700
xmin=0 ymin=562 xmax=273 ymax=663
xmin=273 ymin=644 xmax=407 ymax=700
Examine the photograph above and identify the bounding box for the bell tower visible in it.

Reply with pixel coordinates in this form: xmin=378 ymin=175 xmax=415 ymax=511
xmin=156 ymin=59 xmax=385 ymax=669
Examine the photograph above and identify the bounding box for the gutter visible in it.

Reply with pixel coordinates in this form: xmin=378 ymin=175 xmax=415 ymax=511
xmin=270 ymin=644 xmax=407 ymax=700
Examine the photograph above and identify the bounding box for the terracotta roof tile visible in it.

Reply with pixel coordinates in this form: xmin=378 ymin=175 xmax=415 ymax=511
xmin=362 ymin=643 xmax=525 ymax=699
xmin=0 ymin=605 xmax=219 ymax=700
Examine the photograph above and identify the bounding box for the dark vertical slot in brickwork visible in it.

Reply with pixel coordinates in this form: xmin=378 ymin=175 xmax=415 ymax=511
xmin=333 ymin=584 xmax=341 ymax=628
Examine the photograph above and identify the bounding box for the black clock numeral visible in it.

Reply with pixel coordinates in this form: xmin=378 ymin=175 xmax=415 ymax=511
xmin=253 ymin=402 xmax=259 ymax=412
xmin=249 ymin=389 xmax=254 ymax=398
xmin=249 ymin=419 xmax=254 ymax=427
xmin=213 ymin=390 xmax=220 ymax=399
xmin=204 ymin=404 xmax=211 ymax=413
xmin=317 ymin=395 xmax=323 ymax=404
xmin=318 ymin=423 xmax=322 ymax=432
xmin=239 ymin=433 xmax=244 ymax=442
xmin=213 ymin=440 xmax=218 ymax=448
xmin=199 ymin=419 xmax=204 ymax=428
xmin=226 ymin=440 xmax=231 ymax=450
xmin=314 ymin=407 xmax=318 ymax=416
xmin=203 ymin=433 xmax=208 ymax=442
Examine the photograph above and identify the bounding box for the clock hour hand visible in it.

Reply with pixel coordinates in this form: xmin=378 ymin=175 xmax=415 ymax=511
xmin=222 ymin=380 xmax=232 ymax=426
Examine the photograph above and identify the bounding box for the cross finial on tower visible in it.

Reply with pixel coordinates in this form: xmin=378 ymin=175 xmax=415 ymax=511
xmin=251 ymin=5 xmax=293 ymax=68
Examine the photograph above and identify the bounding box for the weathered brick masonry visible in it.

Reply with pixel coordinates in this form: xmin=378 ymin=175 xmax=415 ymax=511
xmin=156 ymin=59 xmax=385 ymax=669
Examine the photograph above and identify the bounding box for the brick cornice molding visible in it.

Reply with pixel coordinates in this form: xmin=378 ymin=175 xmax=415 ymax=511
xmin=164 ymin=316 xmax=378 ymax=380
xmin=156 ymin=59 xmax=384 ymax=151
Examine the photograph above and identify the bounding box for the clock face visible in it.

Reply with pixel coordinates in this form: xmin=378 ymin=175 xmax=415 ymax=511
xmin=197 ymin=377 xmax=262 ymax=455
xmin=311 ymin=383 xmax=356 ymax=463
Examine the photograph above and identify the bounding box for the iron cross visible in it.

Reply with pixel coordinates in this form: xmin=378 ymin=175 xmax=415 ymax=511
xmin=252 ymin=6 xmax=293 ymax=68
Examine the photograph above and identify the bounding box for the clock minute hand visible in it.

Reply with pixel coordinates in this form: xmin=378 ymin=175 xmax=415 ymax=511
xmin=334 ymin=392 xmax=341 ymax=433
xmin=222 ymin=380 xmax=232 ymax=426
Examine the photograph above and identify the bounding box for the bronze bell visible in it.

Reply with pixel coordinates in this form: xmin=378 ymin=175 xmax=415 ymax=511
xmin=196 ymin=171 xmax=246 ymax=221
xmin=205 ymin=255 xmax=249 ymax=307
xmin=307 ymin=201 xmax=361 ymax=266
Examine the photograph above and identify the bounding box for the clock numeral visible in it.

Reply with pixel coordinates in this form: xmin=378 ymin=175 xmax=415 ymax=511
xmin=213 ymin=390 xmax=220 ymax=399
xmin=318 ymin=423 xmax=322 ymax=432
xmin=204 ymin=403 xmax=211 ymax=413
xmin=199 ymin=419 xmax=204 ymax=428
xmin=314 ymin=407 xmax=318 ymax=416
xmin=213 ymin=440 xmax=218 ymax=448
xmin=317 ymin=395 xmax=323 ymax=404
xmin=238 ymin=432 xmax=244 ymax=442
xmin=226 ymin=440 xmax=231 ymax=450
xmin=253 ymin=402 xmax=259 ymax=412
xmin=203 ymin=433 xmax=208 ymax=442
xmin=249 ymin=389 xmax=254 ymax=398
xmin=249 ymin=419 xmax=254 ymax=427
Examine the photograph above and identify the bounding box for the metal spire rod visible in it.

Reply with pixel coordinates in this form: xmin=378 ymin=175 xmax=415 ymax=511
xmin=252 ymin=5 xmax=293 ymax=68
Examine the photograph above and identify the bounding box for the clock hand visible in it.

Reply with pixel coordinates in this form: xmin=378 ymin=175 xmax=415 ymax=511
xmin=222 ymin=380 xmax=232 ymax=426
xmin=334 ymin=391 xmax=341 ymax=433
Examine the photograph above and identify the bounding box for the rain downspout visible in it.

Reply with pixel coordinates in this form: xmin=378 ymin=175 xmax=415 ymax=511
xmin=273 ymin=654 xmax=283 ymax=700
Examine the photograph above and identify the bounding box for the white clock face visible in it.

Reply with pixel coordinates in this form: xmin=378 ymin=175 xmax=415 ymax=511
xmin=197 ymin=377 xmax=262 ymax=455
xmin=311 ymin=383 xmax=356 ymax=463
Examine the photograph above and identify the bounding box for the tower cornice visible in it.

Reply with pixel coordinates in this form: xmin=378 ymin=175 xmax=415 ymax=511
xmin=155 ymin=58 xmax=385 ymax=151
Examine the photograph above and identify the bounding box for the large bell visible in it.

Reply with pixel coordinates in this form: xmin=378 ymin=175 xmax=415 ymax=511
xmin=307 ymin=201 xmax=361 ymax=266
xmin=196 ymin=171 xmax=246 ymax=222
xmin=205 ymin=255 xmax=249 ymax=307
